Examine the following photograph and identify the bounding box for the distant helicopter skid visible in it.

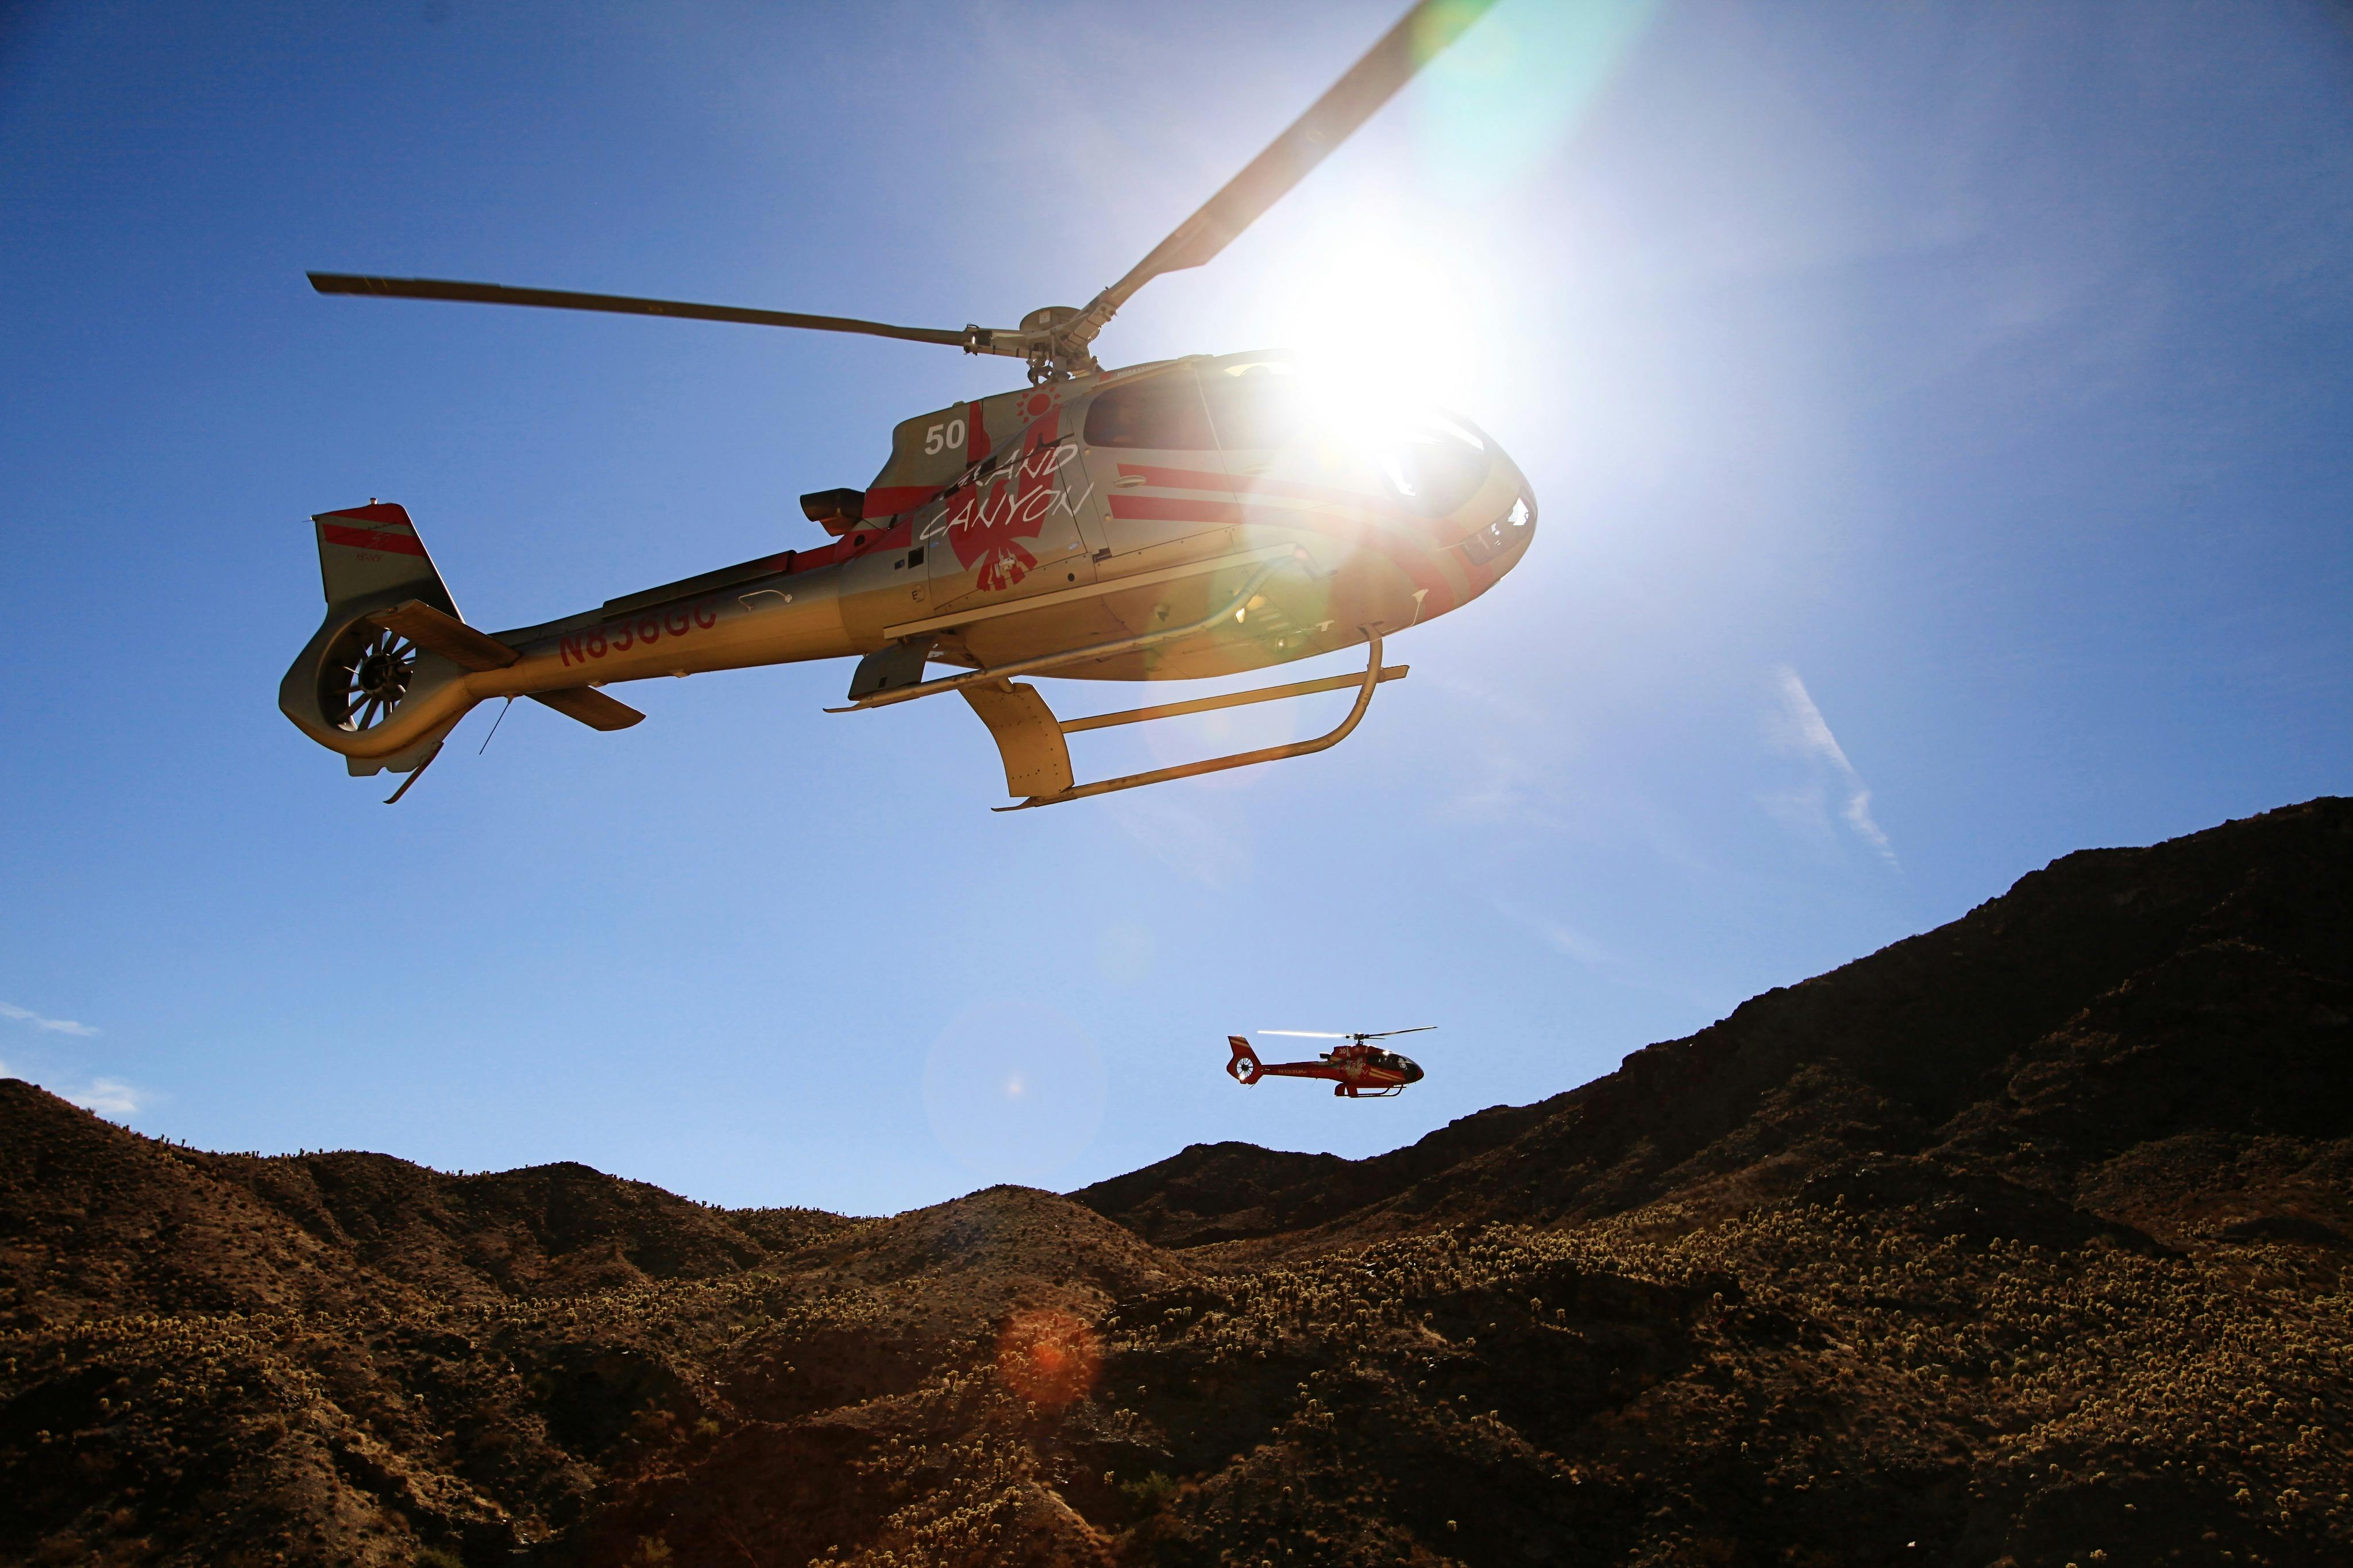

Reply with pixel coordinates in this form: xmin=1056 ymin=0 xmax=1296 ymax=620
xmin=1226 ymin=1028 xmax=1433 ymax=1099
xmin=281 ymin=0 xmax=1534 ymax=809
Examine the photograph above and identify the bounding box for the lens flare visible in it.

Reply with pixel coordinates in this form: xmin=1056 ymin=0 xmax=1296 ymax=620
xmin=922 ymin=1002 xmax=1107 ymax=1184
xmin=996 ymin=1307 xmax=1100 ymax=1408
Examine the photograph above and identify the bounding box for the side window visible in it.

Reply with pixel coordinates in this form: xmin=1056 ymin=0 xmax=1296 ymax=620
xmin=1081 ymin=369 xmax=1216 ymax=450
xmin=1203 ymin=370 xmax=1313 ymax=451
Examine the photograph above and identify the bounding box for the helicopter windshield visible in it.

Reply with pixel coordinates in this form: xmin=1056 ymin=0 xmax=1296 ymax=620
xmin=1082 ymin=362 xmax=1493 ymax=517
xmin=1204 ymin=364 xmax=1491 ymax=518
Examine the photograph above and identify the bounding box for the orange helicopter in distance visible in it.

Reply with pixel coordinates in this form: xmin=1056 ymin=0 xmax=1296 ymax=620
xmin=1226 ymin=1028 xmax=1433 ymax=1098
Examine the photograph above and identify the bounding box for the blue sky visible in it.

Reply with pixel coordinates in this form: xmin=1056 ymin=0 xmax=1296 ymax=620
xmin=3 ymin=1 xmax=2348 ymax=1215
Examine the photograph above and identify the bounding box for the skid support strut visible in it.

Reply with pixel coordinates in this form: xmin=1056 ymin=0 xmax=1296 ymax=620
xmin=963 ymin=632 xmax=1403 ymax=810
xmin=828 ymin=552 xmax=1301 ymax=713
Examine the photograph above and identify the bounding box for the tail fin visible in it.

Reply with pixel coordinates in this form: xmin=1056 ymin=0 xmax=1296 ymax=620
xmin=313 ymin=501 xmax=461 ymax=621
xmin=279 ymin=502 xmax=470 ymax=776
xmin=1226 ymin=1036 xmax=1263 ymax=1085
xmin=282 ymin=502 xmax=650 ymax=785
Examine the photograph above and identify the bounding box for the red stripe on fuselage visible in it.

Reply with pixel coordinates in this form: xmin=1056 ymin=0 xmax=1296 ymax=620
xmin=1107 ymin=495 xmax=1245 ymax=526
xmin=784 ymin=517 xmax=916 ymax=574
xmin=1113 ymin=464 xmax=1426 ymax=524
xmin=1104 ymin=496 xmax=1462 ymax=620
xmin=863 ymin=485 xmax=934 ymax=519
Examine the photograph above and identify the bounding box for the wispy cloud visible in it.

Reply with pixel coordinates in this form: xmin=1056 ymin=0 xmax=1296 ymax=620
xmin=1490 ymin=897 xmax=1703 ymax=1006
xmin=1425 ymin=674 xmax=1573 ymax=832
xmin=65 ymin=1078 xmax=145 ymax=1117
xmin=1436 ymin=737 xmax=1566 ymax=830
xmin=1 ymin=1001 xmax=98 ymax=1037
xmin=1496 ymin=897 xmax=1622 ymax=974
xmin=1108 ymin=794 xmax=1252 ymax=889
xmin=0 ymin=1054 xmax=151 ymax=1121
xmin=1765 ymin=667 xmax=1897 ymax=867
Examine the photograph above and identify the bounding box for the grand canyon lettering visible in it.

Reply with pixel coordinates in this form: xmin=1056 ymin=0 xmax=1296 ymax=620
xmin=944 ymin=407 xmax=1080 ymax=592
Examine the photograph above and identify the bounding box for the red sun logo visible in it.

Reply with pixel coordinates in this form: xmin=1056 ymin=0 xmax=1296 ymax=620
xmin=945 ymin=405 xmax=1067 ymax=592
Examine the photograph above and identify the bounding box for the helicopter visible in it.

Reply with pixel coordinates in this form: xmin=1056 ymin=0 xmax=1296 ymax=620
xmin=1225 ymin=1027 xmax=1434 ymax=1098
xmin=281 ymin=0 xmax=1536 ymax=809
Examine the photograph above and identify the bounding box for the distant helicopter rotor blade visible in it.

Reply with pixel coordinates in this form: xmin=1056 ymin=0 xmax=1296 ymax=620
xmin=1059 ymin=0 xmax=1498 ymax=349
xmin=307 ymin=273 xmax=994 ymax=351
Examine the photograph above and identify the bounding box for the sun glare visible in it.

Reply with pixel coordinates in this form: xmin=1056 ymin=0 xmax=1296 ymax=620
xmin=1254 ymin=215 xmax=1491 ymax=404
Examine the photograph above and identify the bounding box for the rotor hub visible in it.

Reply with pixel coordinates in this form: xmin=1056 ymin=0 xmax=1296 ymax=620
xmin=356 ymin=652 xmax=407 ymax=700
xmin=1008 ymin=307 xmax=1100 ymax=385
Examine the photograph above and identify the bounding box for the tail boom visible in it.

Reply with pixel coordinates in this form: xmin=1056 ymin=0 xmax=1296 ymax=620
xmin=280 ymin=501 xmax=870 ymax=766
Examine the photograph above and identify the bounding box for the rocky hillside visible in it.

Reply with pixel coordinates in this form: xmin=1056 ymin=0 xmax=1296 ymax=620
xmin=1076 ymin=795 xmax=2353 ymax=1254
xmin=0 ymin=1096 xmax=846 ymax=1331
xmin=3 ymin=799 xmax=2349 ymax=1567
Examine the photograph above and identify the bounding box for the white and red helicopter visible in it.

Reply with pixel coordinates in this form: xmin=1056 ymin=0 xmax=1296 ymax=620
xmin=281 ymin=0 xmax=1533 ymax=808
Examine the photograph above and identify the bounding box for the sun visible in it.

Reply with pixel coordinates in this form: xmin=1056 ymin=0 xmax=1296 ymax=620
xmin=1255 ymin=211 xmax=1490 ymax=404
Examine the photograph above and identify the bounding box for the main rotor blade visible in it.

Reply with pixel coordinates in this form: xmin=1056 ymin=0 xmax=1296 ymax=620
xmin=308 ymin=273 xmax=983 ymax=350
xmin=1361 ymin=1026 xmax=1436 ymax=1038
xmin=1079 ymin=0 xmax=1497 ymax=332
xmin=1262 ymin=1030 xmax=1350 ymax=1038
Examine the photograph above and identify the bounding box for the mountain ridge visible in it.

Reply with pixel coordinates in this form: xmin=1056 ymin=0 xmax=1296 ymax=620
xmin=1077 ymin=798 xmax=2353 ymax=1259
xmin=4 ymin=797 xmax=2348 ymax=1567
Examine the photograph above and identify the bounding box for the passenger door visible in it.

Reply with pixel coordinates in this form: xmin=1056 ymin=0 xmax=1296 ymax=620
xmin=1071 ymin=362 xmax=1240 ymax=567
xmin=924 ymin=397 xmax=1098 ymax=617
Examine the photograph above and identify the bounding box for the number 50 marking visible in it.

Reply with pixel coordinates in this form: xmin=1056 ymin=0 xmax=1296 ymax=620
xmin=923 ymin=418 xmax=968 ymax=456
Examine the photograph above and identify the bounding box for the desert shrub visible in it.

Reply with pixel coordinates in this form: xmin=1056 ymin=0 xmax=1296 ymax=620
xmin=1121 ymin=1470 xmax=1181 ymax=1513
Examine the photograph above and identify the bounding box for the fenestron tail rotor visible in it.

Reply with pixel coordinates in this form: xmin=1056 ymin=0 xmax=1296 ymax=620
xmin=329 ymin=625 xmax=418 ymax=733
xmin=306 ymin=0 xmax=1498 ymax=383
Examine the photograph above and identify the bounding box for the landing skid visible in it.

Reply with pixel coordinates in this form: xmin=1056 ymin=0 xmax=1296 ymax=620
xmin=983 ymin=631 xmax=1402 ymax=810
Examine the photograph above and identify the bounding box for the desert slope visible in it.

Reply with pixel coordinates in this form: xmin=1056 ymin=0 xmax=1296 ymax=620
xmin=3 ymin=798 xmax=2349 ymax=1567
xmin=0 ymin=1084 xmax=848 ymax=1327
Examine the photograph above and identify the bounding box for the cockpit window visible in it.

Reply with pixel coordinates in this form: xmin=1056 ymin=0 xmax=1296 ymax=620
xmin=1380 ymin=418 xmax=1491 ymax=519
xmin=1090 ymin=362 xmax=1495 ymax=515
xmin=1201 ymin=364 xmax=1492 ymax=517
xmin=1082 ymin=368 xmax=1216 ymax=450
xmin=1204 ymin=366 xmax=1315 ymax=451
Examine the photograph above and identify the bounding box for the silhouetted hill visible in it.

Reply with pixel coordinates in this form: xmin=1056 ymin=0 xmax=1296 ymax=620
xmin=0 ymin=1088 xmax=850 ymax=1327
xmin=1078 ymin=797 xmax=2353 ymax=1254
xmin=3 ymin=798 xmax=2348 ymax=1567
